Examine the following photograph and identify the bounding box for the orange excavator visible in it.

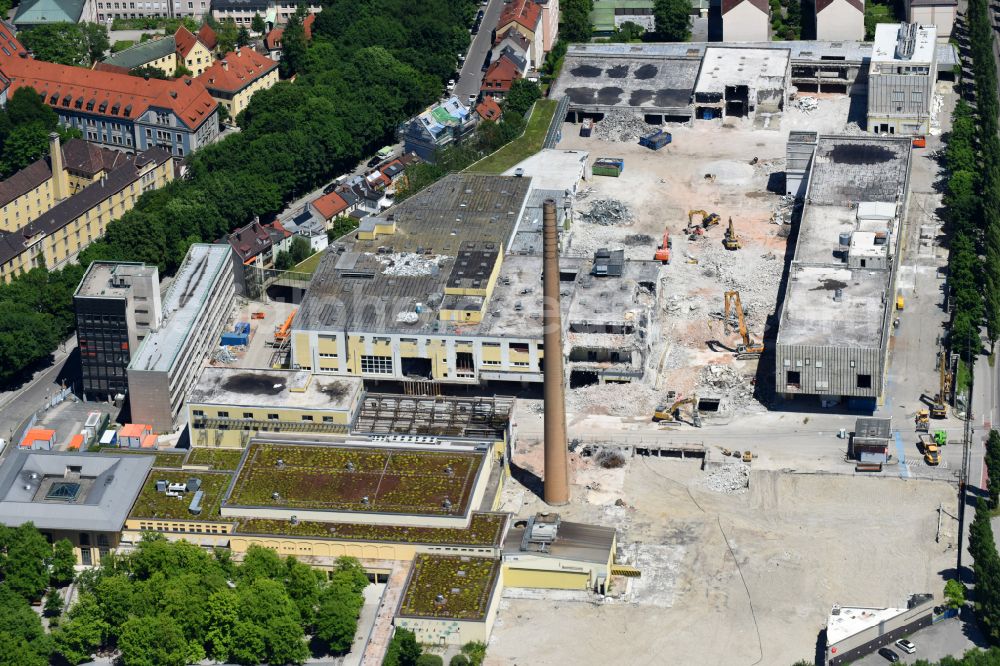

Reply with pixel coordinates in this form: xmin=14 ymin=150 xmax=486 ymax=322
xmin=273 ymin=309 xmax=296 ymax=344
xmin=654 ymin=229 xmax=672 ymax=263
xmin=723 ymin=291 xmax=764 ymax=359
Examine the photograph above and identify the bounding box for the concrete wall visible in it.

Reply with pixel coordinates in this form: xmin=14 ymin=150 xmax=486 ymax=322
xmin=126 ymin=369 xmax=173 ymax=433
xmin=908 ymin=4 xmax=955 ymax=40
xmin=722 ymin=3 xmax=769 ymax=42
xmin=503 ymin=566 xmax=591 ymax=589
xmin=774 ymin=343 xmax=883 ymax=399
xmin=867 ymin=67 xmax=935 ymax=135
xmin=816 ymin=1 xmax=864 ymax=41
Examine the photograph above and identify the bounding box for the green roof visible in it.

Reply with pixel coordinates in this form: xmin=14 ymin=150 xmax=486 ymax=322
xmin=129 ymin=471 xmax=234 ymax=522
xmin=102 ymin=37 xmax=177 ymax=70
xmin=590 ymin=0 xmax=654 ymax=32
xmin=397 ymin=555 xmax=501 ymax=620
xmin=13 ymin=0 xmax=87 ymax=25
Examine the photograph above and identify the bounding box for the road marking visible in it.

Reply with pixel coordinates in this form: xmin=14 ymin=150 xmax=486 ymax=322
xmin=895 ymin=430 xmax=911 ymax=479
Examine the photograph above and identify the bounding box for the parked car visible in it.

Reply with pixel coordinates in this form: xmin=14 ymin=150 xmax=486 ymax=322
xmin=323 ymin=183 xmax=337 ymax=194
xmin=476 ymin=9 xmax=484 ymax=20
xmin=895 ymin=639 xmax=916 ymax=654
xmin=366 ymin=156 xmax=381 ymax=168
xmin=468 ymin=93 xmax=477 ymax=106
xmin=447 ymin=79 xmax=456 ymax=92
xmin=878 ymin=647 xmax=900 ymax=663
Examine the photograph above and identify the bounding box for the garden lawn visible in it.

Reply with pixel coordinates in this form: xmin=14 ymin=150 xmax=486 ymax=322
xmin=186 ymin=447 xmax=245 ymax=470
xmin=398 ymin=555 xmax=500 ymax=620
xmin=129 ymin=471 xmax=234 ymax=521
xmin=293 ymin=251 xmax=324 ymax=275
xmin=236 ymin=512 xmax=507 ymax=545
xmin=467 ymin=100 xmax=558 ymax=174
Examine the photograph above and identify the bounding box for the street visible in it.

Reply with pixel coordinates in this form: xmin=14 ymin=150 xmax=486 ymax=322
xmin=0 ymin=337 xmax=77 ymax=451
xmin=456 ymin=0 xmax=504 ymax=105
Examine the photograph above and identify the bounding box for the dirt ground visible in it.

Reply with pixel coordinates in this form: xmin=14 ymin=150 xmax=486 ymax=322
xmin=490 ymin=450 xmax=957 ymax=666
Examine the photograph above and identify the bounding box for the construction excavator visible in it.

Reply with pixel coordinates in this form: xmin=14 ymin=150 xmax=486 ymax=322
xmin=723 ymin=217 xmax=742 ymax=251
xmin=685 ymin=209 xmax=721 ymax=238
xmin=654 ymin=228 xmax=672 ymax=263
xmin=929 ymin=350 xmax=952 ymax=419
xmin=652 ymin=395 xmax=702 ymax=427
xmin=723 ymin=290 xmax=765 ymax=359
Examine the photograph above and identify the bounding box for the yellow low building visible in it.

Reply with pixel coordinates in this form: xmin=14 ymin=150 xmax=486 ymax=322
xmin=0 ymin=146 xmax=173 ymax=282
xmin=187 ymin=368 xmax=364 ymax=448
xmin=196 ymin=47 xmax=279 ymax=118
xmin=0 ymin=134 xmax=130 ymax=232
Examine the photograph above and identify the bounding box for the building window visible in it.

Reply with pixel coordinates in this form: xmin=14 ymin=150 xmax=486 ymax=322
xmin=857 ymin=374 xmax=872 ymax=389
xmin=81 ymin=548 xmax=92 ymax=566
xmin=217 ymin=411 xmax=229 ymax=418
xmin=786 ymin=371 xmax=801 ymax=388
xmin=243 ymin=412 xmax=253 ymax=419
xmin=360 ymin=355 xmax=393 ymax=374
xmin=301 ymin=415 xmax=313 ymax=422
xmin=322 ymin=416 xmax=334 ymax=423
xmin=267 ymin=413 xmax=279 ymax=420
xmin=192 ymin=409 xmax=204 ymax=417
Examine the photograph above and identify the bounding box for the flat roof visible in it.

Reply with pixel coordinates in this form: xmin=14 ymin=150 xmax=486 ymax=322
xmin=779 ymin=265 xmax=889 ymax=347
xmin=397 ymin=554 xmax=501 ymax=620
xmin=0 ymin=450 xmax=152 ymax=532
xmin=129 ymin=244 xmax=231 ymax=373
xmin=129 ymin=470 xmax=232 ymax=521
xmin=695 ymin=47 xmax=789 ymax=94
xmin=827 ymin=605 xmax=908 ymax=644
xmin=293 ymin=174 xmax=531 ymax=335
xmin=550 ymin=52 xmax=700 ymax=111
xmin=225 ymin=443 xmax=487 ymax=517
xmin=75 ymin=261 xmax=157 ymax=299
xmin=187 ymin=367 xmax=362 ymax=411
xmin=504 ymin=515 xmax=616 ymax=564
xmin=871 ymin=23 xmax=936 ymax=64
xmin=567 ymin=40 xmax=870 ymax=63
xmin=235 ymin=512 xmax=508 ymax=546
xmin=807 ymin=137 xmax=911 ymax=205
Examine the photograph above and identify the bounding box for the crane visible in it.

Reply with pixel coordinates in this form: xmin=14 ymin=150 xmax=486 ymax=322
xmin=929 ymin=350 xmax=951 ymax=418
xmin=685 ymin=209 xmax=720 ymax=237
xmin=723 ymin=291 xmax=764 ymax=359
xmin=723 ymin=217 xmax=741 ymax=250
xmin=654 ymin=229 xmax=672 ymax=263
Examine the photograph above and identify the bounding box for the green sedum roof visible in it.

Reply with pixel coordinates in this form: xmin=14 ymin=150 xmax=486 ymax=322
xmin=13 ymin=0 xmax=87 ymax=25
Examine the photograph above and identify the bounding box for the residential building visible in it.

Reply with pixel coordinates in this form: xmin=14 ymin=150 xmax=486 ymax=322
xmin=401 ymin=97 xmax=477 ymax=163
xmin=0 ymin=53 xmax=220 ymax=157
xmin=476 ymin=96 xmax=503 ymax=122
xmin=496 ymin=0 xmax=543 ymax=64
xmin=0 ymin=134 xmax=129 ymax=232
xmin=265 ymin=219 xmax=292 ymax=253
xmin=92 ymin=0 xmax=168 ymax=23
xmin=13 ymin=0 xmax=96 ymax=27
xmin=99 ymin=37 xmax=178 ymax=78
xmin=127 ymin=243 xmax=234 ymax=433
xmin=493 ymin=30 xmax=532 ymax=70
xmin=0 ymin=449 xmax=153 ymax=564
xmin=195 ymin=47 xmax=279 ymax=117
xmin=867 ymin=22 xmax=937 ymax=135
xmin=535 ymin=0 xmax=559 ymax=51
xmin=173 ymin=25 xmax=215 ymax=76
xmin=187 ymin=368 xmax=363 ymax=448
xmin=175 ymin=0 xmax=211 ymax=18
xmin=265 ymin=12 xmax=315 ymax=60
xmin=197 ymin=23 xmax=219 ymax=51
xmin=0 ymin=147 xmax=174 ymax=283
xmin=721 ymin=0 xmax=770 ymax=41
xmin=210 ymin=0 xmax=320 ymax=26
xmin=226 ymin=219 xmax=272 ymax=297
xmin=815 ymin=0 xmax=864 ymax=41
xmin=482 ymin=54 xmax=523 ymax=100
xmin=74 ymin=261 xmax=162 ymax=401
xmin=310 ymin=190 xmax=352 ymax=226
xmin=905 ymin=0 xmax=955 ymax=40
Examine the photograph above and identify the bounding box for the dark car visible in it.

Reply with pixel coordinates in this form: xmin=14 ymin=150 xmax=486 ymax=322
xmin=878 ymin=647 xmax=900 ymax=663
xmin=367 ymin=156 xmax=381 ymax=168
xmin=323 ymin=183 xmax=337 ymax=194
xmin=476 ymin=9 xmax=484 ymax=20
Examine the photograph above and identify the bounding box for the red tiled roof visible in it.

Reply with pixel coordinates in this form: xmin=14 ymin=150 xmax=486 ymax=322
xmin=0 ymin=22 xmax=25 ymax=58
xmin=721 ymin=0 xmax=769 ymax=14
xmin=481 ymin=55 xmax=521 ymax=93
xmin=92 ymin=62 xmax=131 ymax=75
xmin=311 ymin=191 xmax=349 ymax=219
xmin=196 ymin=47 xmax=277 ymax=92
xmin=174 ymin=25 xmax=199 ymax=58
xmin=1 ymin=55 xmax=218 ymax=130
xmin=815 ymin=0 xmax=863 ymax=12
xmin=197 ymin=23 xmax=218 ymax=50
xmin=476 ymin=96 xmax=502 ymax=121
xmin=498 ymin=0 xmax=541 ymax=32
xmin=265 ymin=13 xmax=315 ymax=51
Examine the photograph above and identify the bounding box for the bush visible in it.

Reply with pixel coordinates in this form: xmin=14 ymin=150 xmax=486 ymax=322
xmin=416 ymin=655 xmax=444 ymax=666
xmin=111 ymin=40 xmax=135 ymax=53
xmin=450 ymin=656 xmax=470 ymax=666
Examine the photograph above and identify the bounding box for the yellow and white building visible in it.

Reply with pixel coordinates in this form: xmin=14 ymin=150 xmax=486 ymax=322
xmin=196 ymin=47 xmax=279 ymax=118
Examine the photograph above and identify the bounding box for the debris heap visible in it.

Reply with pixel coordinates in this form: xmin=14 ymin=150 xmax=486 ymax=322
xmin=697 ymin=364 xmax=759 ymax=412
xmin=580 ymin=198 xmax=634 ymax=226
xmin=372 ymin=253 xmax=444 ymax=276
xmin=593 ymin=111 xmax=659 ymax=143
xmin=701 ymin=463 xmax=750 ymax=494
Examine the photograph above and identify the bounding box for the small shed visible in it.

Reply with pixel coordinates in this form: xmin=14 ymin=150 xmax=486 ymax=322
xmin=119 ymin=423 xmax=153 ymax=448
xmin=20 ymin=429 xmax=55 ymax=451
xmin=850 ymin=417 xmax=891 ymax=463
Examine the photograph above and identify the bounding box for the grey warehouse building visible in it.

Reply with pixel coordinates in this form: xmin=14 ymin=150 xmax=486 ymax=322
xmin=775 ymin=135 xmax=911 ymax=409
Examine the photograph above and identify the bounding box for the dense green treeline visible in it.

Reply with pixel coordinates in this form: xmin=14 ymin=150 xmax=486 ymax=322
xmin=0 ymin=0 xmax=475 ymax=385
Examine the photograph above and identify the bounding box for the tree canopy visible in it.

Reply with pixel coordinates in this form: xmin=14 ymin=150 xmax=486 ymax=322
xmin=653 ymin=0 xmax=691 ymax=41
xmin=19 ymin=22 xmax=109 ymax=67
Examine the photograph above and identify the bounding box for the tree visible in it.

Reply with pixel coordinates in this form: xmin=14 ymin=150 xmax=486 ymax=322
xmin=118 ymin=614 xmax=195 ymax=666
xmin=280 ymin=5 xmax=309 ymax=78
xmin=252 ymin=14 xmax=266 ymax=34
xmin=2 ymin=522 xmax=53 ymax=601
xmin=239 ymin=544 xmax=285 ymax=582
xmin=559 ymin=0 xmax=593 ymax=42
xmin=216 ymin=19 xmax=240 ymax=54
xmin=289 ymin=235 xmax=313 ymax=264
xmin=53 ymin=594 xmax=107 ymax=664
xmin=0 ymin=584 xmax=52 ymax=665
xmin=274 ymin=250 xmax=295 ymax=270
xmin=81 ymin=22 xmax=111 ymax=64
xmin=130 ymin=65 xmax=170 ymax=80
xmin=50 ymin=539 xmax=77 ymax=587
xmin=653 ymin=0 xmax=691 ymax=41
xmin=19 ymin=22 xmax=108 ymax=66
xmin=610 ymin=20 xmax=646 ymax=42
xmin=504 ymin=79 xmax=542 ymax=118
xmin=315 ymin=583 xmax=363 ymax=653
xmin=384 ymin=628 xmax=423 ymax=666
xmin=450 ymin=656 xmax=471 ymax=666
xmin=461 ymin=642 xmax=486 ymax=666
xmin=44 ymin=590 xmax=64 ymax=618
xmin=988 ymin=430 xmax=1000 ymax=507
xmin=237 ymin=25 xmax=252 ymax=47
xmin=944 ymin=579 xmax=966 ymax=610
xmin=417 ymin=656 xmax=444 ymax=666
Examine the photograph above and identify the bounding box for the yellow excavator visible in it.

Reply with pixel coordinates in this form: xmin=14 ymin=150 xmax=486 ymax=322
xmin=723 ymin=217 xmax=741 ymax=250
xmin=685 ymin=209 xmax=720 ymax=237
xmin=724 ymin=291 xmax=765 ymax=359
xmin=929 ymin=350 xmax=952 ymax=419
xmin=653 ymin=395 xmax=702 ymax=427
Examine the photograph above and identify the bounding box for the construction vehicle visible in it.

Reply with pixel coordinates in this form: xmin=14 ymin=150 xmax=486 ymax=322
xmin=685 ymin=210 xmax=720 ymax=237
xmin=742 ymin=450 xmax=753 ymax=463
xmin=923 ymin=443 xmax=941 ymax=465
xmin=654 ymin=229 xmax=672 ymax=263
xmin=915 ymin=409 xmax=929 ymax=432
xmin=653 ymin=395 xmax=702 ymax=427
xmin=929 ymin=350 xmax=952 ymax=419
xmin=723 ymin=217 xmax=741 ymax=251
xmin=271 ymin=309 xmax=296 ymax=345
xmin=723 ymin=291 xmax=765 ymax=359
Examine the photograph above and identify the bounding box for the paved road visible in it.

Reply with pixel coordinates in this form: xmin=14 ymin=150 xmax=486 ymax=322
xmin=0 ymin=338 xmax=77 ymax=449
xmin=456 ymin=0 xmax=504 ymax=106
xmin=851 ymin=614 xmax=986 ymax=666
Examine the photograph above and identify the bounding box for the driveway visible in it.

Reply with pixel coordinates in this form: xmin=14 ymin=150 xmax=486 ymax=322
xmin=849 ymin=614 xmax=987 ymax=666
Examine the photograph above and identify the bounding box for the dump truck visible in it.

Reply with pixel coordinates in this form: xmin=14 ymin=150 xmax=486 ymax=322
xmin=923 ymin=444 xmax=941 ymax=465
xmin=580 ymin=118 xmax=593 ymax=137
xmin=915 ymin=409 xmax=929 ymax=432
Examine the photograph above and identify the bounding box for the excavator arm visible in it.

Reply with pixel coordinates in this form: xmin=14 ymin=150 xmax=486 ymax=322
xmin=723 ymin=291 xmax=764 ymax=359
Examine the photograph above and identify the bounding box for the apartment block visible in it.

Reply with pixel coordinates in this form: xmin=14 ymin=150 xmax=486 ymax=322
xmin=74 ymin=261 xmax=162 ymax=400
xmin=127 ymin=244 xmax=234 ymax=432
xmin=867 ymin=22 xmax=937 ymax=135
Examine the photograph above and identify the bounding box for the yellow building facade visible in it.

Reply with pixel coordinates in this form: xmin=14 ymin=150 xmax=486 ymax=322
xmin=0 ymin=147 xmax=173 ymax=283
xmin=197 ymin=49 xmax=279 ymax=118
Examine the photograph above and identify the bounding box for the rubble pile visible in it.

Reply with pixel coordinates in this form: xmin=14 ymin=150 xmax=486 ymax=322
xmin=697 ymin=364 xmax=758 ymax=411
xmin=372 ymin=252 xmax=444 ymax=277
xmin=694 ymin=239 xmax=782 ymax=329
xmin=580 ymin=198 xmax=634 ymax=226
xmin=593 ymin=111 xmax=658 ymax=143
xmin=701 ymin=463 xmax=750 ymax=494
xmin=565 ymin=380 xmax=661 ymax=416
xmin=770 ymin=194 xmax=800 ymax=226
xmin=751 ymin=158 xmax=783 ymax=177
xmin=792 ymin=96 xmax=818 ymax=112
xmin=212 ymin=347 xmax=238 ymax=364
